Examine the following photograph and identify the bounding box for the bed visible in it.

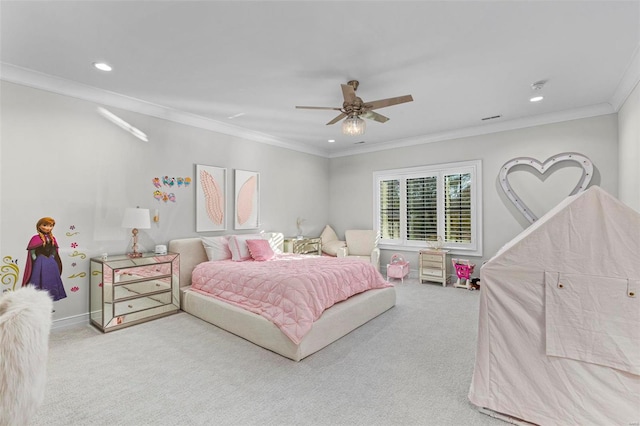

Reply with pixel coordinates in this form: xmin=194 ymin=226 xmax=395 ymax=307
xmin=168 ymin=234 xmax=396 ymax=361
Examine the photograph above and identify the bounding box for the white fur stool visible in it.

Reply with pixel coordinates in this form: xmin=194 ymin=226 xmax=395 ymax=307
xmin=0 ymin=287 xmax=53 ymax=426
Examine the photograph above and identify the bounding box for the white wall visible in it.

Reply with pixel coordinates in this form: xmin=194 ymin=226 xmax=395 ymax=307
xmin=618 ymin=81 xmax=640 ymax=212
xmin=328 ymin=114 xmax=619 ymax=271
xmin=0 ymin=79 xmax=626 ymax=322
xmin=0 ymin=81 xmax=329 ymax=322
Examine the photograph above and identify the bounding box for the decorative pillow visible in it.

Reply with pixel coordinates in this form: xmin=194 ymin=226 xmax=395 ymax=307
xmin=322 ymin=239 xmax=346 ymax=256
xmin=246 ymin=239 xmax=275 ymax=261
xmin=228 ymin=234 xmax=263 ymax=261
xmin=320 ymin=225 xmax=339 ymax=244
xmin=201 ymin=236 xmax=231 ymax=261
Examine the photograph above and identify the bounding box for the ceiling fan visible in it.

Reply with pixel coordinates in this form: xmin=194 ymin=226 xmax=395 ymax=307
xmin=296 ymin=80 xmax=413 ymax=135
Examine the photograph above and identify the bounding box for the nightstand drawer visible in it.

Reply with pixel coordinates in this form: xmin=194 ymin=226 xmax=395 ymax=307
xmin=421 ymin=260 xmax=443 ymax=269
xmin=103 ymin=279 xmax=172 ymax=303
xmin=115 ymin=279 xmax=171 ymax=299
xmin=106 ymin=303 xmax=178 ymax=329
xmin=115 ymin=263 xmax=171 ymax=282
xmin=422 ymin=254 xmax=444 ymax=262
xmin=422 ymin=268 xmax=444 ymax=278
xmin=114 ymin=291 xmax=172 ymax=316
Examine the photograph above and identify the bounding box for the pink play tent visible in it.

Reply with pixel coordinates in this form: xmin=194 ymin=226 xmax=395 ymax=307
xmin=469 ymin=186 xmax=639 ymax=424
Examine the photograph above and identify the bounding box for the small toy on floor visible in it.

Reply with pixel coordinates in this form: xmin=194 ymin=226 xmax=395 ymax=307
xmin=387 ymin=254 xmax=410 ymax=283
xmin=469 ymin=278 xmax=481 ymax=291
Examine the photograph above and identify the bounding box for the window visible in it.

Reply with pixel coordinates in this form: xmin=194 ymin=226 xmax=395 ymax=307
xmin=374 ymin=160 xmax=482 ymax=256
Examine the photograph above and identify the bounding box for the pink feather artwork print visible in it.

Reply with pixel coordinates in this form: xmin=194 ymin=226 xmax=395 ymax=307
xmin=236 ymin=175 xmax=257 ymax=225
xmin=200 ymin=169 xmax=224 ymax=225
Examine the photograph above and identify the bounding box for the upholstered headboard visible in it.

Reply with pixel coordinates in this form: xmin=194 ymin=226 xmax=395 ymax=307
xmin=168 ymin=238 xmax=207 ymax=288
xmin=168 ymin=232 xmax=285 ymax=288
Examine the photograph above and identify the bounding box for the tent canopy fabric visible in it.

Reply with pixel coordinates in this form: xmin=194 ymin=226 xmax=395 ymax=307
xmin=469 ymin=186 xmax=640 ymax=425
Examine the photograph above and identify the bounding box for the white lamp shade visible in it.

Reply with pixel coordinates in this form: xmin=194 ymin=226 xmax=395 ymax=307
xmin=121 ymin=208 xmax=151 ymax=229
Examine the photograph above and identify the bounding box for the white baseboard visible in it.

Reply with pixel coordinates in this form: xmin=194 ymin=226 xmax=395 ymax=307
xmin=52 ymin=313 xmax=89 ymax=330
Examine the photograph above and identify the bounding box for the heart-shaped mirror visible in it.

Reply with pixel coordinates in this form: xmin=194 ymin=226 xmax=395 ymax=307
xmin=499 ymin=152 xmax=593 ymax=224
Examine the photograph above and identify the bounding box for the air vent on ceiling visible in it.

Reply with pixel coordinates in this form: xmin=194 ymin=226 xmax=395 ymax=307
xmin=481 ymin=115 xmax=502 ymax=121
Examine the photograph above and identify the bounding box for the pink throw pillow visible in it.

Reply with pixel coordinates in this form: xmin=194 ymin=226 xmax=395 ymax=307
xmin=246 ymin=239 xmax=274 ymax=261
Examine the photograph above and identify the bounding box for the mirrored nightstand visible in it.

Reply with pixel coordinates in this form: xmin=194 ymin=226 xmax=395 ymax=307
xmin=90 ymin=252 xmax=180 ymax=332
xmin=283 ymin=237 xmax=322 ymax=255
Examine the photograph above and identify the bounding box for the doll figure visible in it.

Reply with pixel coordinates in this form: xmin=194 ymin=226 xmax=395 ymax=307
xmin=22 ymin=217 xmax=67 ymax=301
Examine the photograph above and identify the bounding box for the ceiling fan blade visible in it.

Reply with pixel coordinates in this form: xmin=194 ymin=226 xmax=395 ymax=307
xmin=341 ymin=84 xmax=357 ymax=104
xmin=296 ymin=106 xmax=342 ymax=111
xmin=326 ymin=113 xmax=347 ymax=125
xmin=365 ymin=94 xmax=413 ymax=110
xmin=362 ymin=111 xmax=389 ymax=123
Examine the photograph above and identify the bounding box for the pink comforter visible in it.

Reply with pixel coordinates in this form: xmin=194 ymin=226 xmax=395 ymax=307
xmin=191 ymin=254 xmax=392 ymax=344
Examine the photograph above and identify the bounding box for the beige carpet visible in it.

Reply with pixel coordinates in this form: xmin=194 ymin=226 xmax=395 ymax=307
xmin=33 ymin=277 xmax=502 ymax=426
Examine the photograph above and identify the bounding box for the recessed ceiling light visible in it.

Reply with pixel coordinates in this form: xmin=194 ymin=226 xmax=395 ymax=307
xmin=93 ymin=62 xmax=112 ymax=72
xmin=328 ymin=139 xmax=335 ymax=143
xmin=529 ymin=80 xmax=546 ymax=103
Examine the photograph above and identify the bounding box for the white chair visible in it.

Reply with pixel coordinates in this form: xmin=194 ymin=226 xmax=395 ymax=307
xmin=0 ymin=287 xmax=53 ymax=426
xmin=336 ymin=230 xmax=381 ymax=270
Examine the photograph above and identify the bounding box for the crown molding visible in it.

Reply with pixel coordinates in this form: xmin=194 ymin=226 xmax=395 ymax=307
xmin=0 ymin=62 xmax=627 ymax=160
xmin=329 ymin=103 xmax=615 ymax=158
xmin=609 ymin=43 xmax=640 ymax=111
xmin=0 ymin=62 xmax=329 ymax=157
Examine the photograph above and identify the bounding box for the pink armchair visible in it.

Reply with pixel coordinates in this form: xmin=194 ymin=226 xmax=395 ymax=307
xmin=336 ymin=230 xmax=381 ymax=270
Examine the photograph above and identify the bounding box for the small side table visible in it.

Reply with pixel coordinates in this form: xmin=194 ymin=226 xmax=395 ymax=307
xmin=419 ymin=249 xmax=449 ymax=286
xmin=283 ymin=237 xmax=322 ymax=255
xmin=90 ymin=252 xmax=180 ymax=332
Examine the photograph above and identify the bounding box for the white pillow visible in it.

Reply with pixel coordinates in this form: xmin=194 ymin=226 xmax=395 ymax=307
xmin=201 ymin=236 xmax=232 ymax=261
xmin=322 ymin=239 xmax=346 ymax=256
xmin=320 ymin=225 xmax=339 ymax=244
xmin=228 ymin=234 xmax=263 ymax=261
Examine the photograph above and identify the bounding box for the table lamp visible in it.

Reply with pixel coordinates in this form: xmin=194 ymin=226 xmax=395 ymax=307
xmin=121 ymin=207 xmax=151 ymax=258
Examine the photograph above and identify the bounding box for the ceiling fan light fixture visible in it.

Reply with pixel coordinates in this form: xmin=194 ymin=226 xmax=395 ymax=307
xmin=342 ymin=115 xmax=366 ymax=136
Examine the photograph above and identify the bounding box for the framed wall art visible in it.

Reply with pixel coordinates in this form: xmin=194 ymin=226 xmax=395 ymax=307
xmin=234 ymin=169 xmax=260 ymax=230
xmin=196 ymin=164 xmax=226 ymax=232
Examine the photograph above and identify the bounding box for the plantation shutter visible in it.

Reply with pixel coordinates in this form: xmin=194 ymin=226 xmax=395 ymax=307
xmin=374 ymin=160 xmax=481 ymax=255
xmin=444 ymin=173 xmax=472 ymax=243
xmin=406 ymin=176 xmax=438 ymax=242
xmin=379 ymin=179 xmax=400 ymax=240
